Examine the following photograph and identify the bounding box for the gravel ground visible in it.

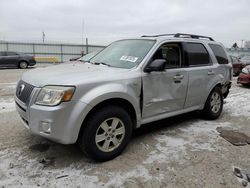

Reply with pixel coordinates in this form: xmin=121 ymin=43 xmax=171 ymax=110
xmin=0 ymin=65 xmax=250 ymax=188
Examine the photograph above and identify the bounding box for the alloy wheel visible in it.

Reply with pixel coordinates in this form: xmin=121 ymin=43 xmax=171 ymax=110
xmin=95 ymin=117 xmax=125 ymax=152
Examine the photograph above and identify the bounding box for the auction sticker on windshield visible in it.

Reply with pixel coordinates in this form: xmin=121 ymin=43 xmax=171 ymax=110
xmin=120 ymin=56 xmax=138 ymax=63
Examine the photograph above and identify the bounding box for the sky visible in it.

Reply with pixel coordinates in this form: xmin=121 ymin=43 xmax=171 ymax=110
xmin=0 ymin=0 xmax=250 ymax=47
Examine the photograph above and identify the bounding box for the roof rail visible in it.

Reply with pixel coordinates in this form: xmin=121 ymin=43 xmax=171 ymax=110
xmin=174 ymin=33 xmax=214 ymax=41
xmin=141 ymin=34 xmax=175 ymax=37
xmin=141 ymin=33 xmax=214 ymax=41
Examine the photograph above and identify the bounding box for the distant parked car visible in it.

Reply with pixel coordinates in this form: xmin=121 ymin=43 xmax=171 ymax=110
xmin=237 ymin=65 xmax=250 ymax=86
xmin=0 ymin=51 xmax=36 ymax=69
xmin=230 ymin=55 xmax=245 ymax=76
xmin=240 ymin=55 xmax=250 ymax=66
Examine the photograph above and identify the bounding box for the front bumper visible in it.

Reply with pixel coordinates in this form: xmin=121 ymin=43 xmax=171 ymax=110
xmin=15 ymin=89 xmax=91 ymax=144
xmin=29 ymin=60 xmax=36 ymax=66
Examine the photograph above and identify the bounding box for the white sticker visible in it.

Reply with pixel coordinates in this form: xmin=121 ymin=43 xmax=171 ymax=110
xmin=120 ymin=55 xmax=138 ymax=63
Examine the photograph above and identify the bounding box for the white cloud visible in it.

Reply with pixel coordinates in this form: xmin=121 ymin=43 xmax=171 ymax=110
xmin=0 ymin=0 xmax=249 ymax=46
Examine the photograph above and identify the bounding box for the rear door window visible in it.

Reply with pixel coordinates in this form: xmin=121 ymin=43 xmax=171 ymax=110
xmin=0 ymin=52 xmax=6 ymax=56
xmin=6 ymin=52 xmax=18 ymax=56
xmin=209 ymin=44 xmax=229 ymax=64
xmin=185 ymin=43 xmax=210 ymax=66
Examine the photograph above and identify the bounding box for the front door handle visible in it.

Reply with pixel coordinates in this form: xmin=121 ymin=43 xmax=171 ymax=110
xmin=173 ymin=75 xmax=184 ymax=80
xmin=173 ymin=74 xmax=184 ymax=83
xmin=208 ymin=70 xmax=215 ymax=75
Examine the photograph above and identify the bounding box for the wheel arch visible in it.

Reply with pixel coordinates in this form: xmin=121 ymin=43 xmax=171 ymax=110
xmin=201 ymin=82 xmax=222 ymax=109
xmin=77 ymin=97 xmax=139 ymax=141
xmin=207 ymin=82 xmax=222 ymax=98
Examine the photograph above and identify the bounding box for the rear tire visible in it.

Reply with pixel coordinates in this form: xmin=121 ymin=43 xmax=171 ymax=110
xmin=202 ymin=87 xmax=223 ymax=120
xmin=79 ymin=105 xmax=133 ymax=162
xmin=19 ymin=61 xmax=28 ymax=69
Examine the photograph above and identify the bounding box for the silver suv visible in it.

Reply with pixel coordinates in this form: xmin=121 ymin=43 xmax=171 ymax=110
xmin=15 ymin=33 xmax=232 ymax=161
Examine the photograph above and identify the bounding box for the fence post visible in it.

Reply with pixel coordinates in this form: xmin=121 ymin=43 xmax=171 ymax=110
xmin=86 ymin=38 xmax=89 ymax=54
xmin=60 ymin=44 xmax=63 ymax=63
xmin=32 ymin=43 xmax=35 ymax=56
xmin=6 ymin=42 xmax=8 ymax=51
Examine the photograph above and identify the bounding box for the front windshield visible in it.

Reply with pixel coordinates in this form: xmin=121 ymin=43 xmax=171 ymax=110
xmin=90 ymin=39 xmax=156 ymax=69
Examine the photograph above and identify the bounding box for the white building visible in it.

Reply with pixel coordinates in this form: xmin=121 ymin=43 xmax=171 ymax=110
xmin=244 ymin=41 xmax=250 ymax=49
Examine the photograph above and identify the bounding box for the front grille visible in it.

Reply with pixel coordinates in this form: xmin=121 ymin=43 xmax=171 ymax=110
xmin=16 ymin=80 xmax=35 ymax=105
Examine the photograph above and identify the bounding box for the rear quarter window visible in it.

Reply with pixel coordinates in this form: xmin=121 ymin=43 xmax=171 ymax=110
xmin=209 ymin=44 xmax=229 ymax=64
xmin=185 ymin=43 xmax=210 ymax=66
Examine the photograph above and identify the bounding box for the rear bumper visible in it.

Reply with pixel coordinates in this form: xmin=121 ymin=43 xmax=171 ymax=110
xmin=222 ymin=81 xmax=232 ymax=98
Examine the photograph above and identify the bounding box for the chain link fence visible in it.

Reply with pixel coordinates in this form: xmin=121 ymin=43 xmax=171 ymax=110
xmin=0 ymin=41 xmax=105 ymax=63
xmin=227 ymin=48 xmax=250 ymax=58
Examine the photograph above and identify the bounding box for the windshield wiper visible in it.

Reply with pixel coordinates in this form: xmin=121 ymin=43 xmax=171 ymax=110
xmin=79 ymin=60 xmax=91 ymax=64
xmin=91 ymin=61 xmax=111 ymax=67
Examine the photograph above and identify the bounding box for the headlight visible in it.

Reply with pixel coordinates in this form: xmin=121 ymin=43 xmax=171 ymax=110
xmin=242 ymin=68 xmax=250 ymax=74
xmin=35 ymin=86 xmax=75 ymax=106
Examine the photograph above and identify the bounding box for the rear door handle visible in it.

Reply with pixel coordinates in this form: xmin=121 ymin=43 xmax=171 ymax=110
xmin=208 ymin=70 xmax=215 ymax=75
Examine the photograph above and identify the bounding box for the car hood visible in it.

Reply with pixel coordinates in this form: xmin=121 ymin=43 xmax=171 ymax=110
xmin=21 ymin=63 xmax=132 ymax=87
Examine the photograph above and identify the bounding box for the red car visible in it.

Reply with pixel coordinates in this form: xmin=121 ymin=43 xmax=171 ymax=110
xmin=230 ymin=55 xmax=245 ymax=76
xmin=237 ymin=65 xmax=250 ymax=86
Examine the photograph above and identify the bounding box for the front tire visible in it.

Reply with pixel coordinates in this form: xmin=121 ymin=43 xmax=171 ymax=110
xmin=202 ymin=87 xmax=223 ymax=120
xmin=79 ymin=106 xmax=133 ymax=162
xmin=19 ymin=61 xmax=28 ymax=69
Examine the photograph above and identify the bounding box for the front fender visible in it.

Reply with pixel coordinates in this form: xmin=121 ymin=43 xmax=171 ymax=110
xmin=79 ymin=82 xmax=142 ymax=126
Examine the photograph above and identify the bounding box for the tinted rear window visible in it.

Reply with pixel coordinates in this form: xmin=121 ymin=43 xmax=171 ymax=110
xmin=185 ymin=43 xmax=210 ymax=66
xmin=209 ymin=44 xmax=228 ymax=64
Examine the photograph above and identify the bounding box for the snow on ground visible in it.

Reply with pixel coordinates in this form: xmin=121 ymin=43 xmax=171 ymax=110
xmin=0 ymin=98 xmax=15 ymax=114
xmin=0 ymin=82 xmax=17 ymax=87
xmin=0 ymin=149 xmax=99 ymax=188
xmin=224 ymin=83 xmax=250 ymax=117
xmin=144 ymin=121 xmax=231 ymax=164
xmin=0 ymin=147 xmax=155 ymax=187
xmin=0 ymin=82 xmax=16 ymax=113
xmin=0 ymin=78 xmax=250 ymax=187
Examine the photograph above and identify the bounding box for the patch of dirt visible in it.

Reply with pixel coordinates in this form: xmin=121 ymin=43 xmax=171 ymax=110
xmin=217 ymin=127 xmax=250 ymax=146
xmin=39 ymin=157 xmax=55 ymax=167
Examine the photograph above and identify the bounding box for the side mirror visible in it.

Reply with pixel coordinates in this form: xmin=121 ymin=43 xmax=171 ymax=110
xmin=145 ymin=59 xmax=166 ymax=73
